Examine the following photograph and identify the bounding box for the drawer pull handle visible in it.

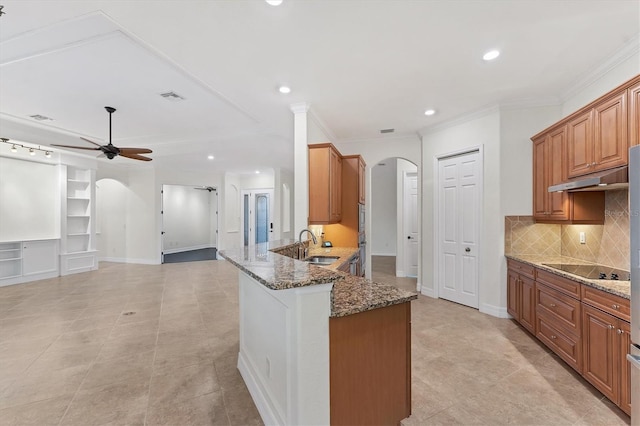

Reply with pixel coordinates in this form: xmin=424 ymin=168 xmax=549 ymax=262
xmin=549 ymin=303 xmax=556 ymax=308
xmin=617 ymin=329 xmax=623 ymax=335
xmin=611 ymin=304 xmax=619 ymax=310
xmin=608 ymin=324 xmax=615 ymax=329
xmin=550 ymin=335 xmax=557 ymax=340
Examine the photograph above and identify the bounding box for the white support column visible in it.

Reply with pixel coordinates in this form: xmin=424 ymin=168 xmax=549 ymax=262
xmin=291 ymin=102 xmax=310 ymax=234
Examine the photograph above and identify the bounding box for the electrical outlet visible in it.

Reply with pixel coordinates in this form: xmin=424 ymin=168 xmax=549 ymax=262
xmin=579 ymin=232 xmax=586 ymax=244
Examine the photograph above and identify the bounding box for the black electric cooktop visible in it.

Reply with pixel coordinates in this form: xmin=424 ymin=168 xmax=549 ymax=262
xmin=542 ymin=263 xmax=630 ymax=281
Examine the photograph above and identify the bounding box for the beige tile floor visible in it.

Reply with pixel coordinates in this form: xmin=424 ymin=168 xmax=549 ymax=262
xmin=0 ymin=256 xmax=630 ymax=425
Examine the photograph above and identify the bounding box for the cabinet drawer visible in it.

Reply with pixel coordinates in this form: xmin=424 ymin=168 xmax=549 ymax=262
xmin=536 ymin=283 xmax=581 ymax=337
xmin=536 ymin=316 xmax=582 ymax=373
xmin=581 ymin=285 xmax=630 ymax=322
xmin=507 ymin=260 xmax=535 ymax=279
xmin=535 ymin=269 xmax=581 ymax=299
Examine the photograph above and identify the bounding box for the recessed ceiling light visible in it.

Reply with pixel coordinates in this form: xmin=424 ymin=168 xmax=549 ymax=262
xmin=424 ymin=109 xmax=436 ymax=116
xmin=266 ymin=0 xmax=283 ymax=5
xmin=207 ymin=155 xmax=214 ymax=160
xmin=255 ymin=170 xmax=260 ymax=174
xmin=278 ymin=86 xmax=291 ymax=94
xmin=483 ymin=50 xmax=500 ymax=61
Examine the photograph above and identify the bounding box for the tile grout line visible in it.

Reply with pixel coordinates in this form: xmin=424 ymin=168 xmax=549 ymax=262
xmin=142 ymin=274 xmax=167 ymax=426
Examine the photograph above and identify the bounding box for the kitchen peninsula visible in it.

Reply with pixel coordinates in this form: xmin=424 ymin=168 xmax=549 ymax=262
xmin=220 ymin=239 xmax=417 ymax=426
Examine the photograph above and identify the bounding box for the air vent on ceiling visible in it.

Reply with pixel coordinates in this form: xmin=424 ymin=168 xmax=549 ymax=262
xmin=160 ymin=91 xmax=186 ymax=101
xmin=380 ymin=128 xmax=395 ymax=134
xmin=30 ymin=114 xmax=53 ymax=121
xmin=377 ymin=162 xmax=387 ymax=166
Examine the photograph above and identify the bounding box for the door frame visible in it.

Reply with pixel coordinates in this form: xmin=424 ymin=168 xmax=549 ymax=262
xmin=160 ymin=184 xmax=219 ymax=263
xmin=432 ymin=145 xmax=484 ymax=302
xmin=240 ymin=188 xmax=275 ymax=247
xmin=400 ymin=171 xmax=419 ymax=278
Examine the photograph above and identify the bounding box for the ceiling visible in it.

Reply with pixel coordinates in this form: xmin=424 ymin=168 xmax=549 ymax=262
xmin=0 ymin=1 xmax=638 ymax=174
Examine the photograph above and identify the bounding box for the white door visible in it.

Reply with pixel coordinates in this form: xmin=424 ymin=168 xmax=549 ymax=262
xmin=403 ymin=172 xmax=419 ymax=277
xmin=438 ymin=151 xmax=480 ymax=308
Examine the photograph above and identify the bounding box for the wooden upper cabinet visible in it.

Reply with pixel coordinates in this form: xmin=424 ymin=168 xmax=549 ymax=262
xmin=567 ymin=88 xmax=628 ymax=178
xmin=628 ymin=77 xmax=640 ymax=146
xmin=309 ymin=143 xmax=342 ymax=224
xmin=533 ymin=128 xmax=569 ymax=221
xmin=594 ymin=91 xmax=627 ymax=170
xmin=567 ymin=110 xmax=594 ymax=178
xmin=358 ymin=156 xmax=366 ymax=204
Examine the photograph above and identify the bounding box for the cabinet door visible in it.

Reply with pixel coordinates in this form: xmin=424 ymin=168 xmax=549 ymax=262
xmin=582 ymin=305 xmax=617 ymax=402
xmin=593 ymin=92 xmax=627 ymax=171
xmin=22 ymin=240 xmax=58 ymax=276
xmin=309 ymin=146 xmax=331 ymax=223
xmin=567 ymin=110 xmax=593 ymax=178
xmin=507 ymin=269 xmax=520 ymax=319
xmin=547 ymin=127 xmax=569 ymax=220
xmin=619 ymin=320 xmax=631 ymax=415
xmin=629 ymin=80 xmax=640 ymax=146
xmin=330 ymin=149 xmax=342 ymax=222
xmin=358 ymin=157 xmax=366 ymax=204
xmin=532 ymin=136 xmax=548 ymax=219
xmin=519 ymin=275 xmax=535 ymax=334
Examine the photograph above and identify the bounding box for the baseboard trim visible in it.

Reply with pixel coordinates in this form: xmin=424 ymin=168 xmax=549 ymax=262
xmin=480 ymin=303 xmax=509 ymax=318
xmin=99 ymin=257 xmax=160 ymax=265
xmin=162 ymin=244 xmax=216 ymax=255
xmin=370 ymin=252 xmax=397 ymax=257
xmin=420 ymin=286 xmax=436 ymax=298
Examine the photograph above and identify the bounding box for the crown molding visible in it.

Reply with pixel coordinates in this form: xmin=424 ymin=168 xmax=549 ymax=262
xmin=307 ymin=108 xmax=339 ymax=143
xmin=560 ymin=33 xmax=640 ymax=102
xmin=337 ymin=131 xmax=420 ymax=145
xmin=419 ymin=105 xmax=500 ymax=137
xmin=290 ymin=102 xmax=310 ymax=114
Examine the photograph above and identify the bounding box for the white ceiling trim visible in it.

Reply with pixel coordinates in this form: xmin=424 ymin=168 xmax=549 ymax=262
xmin=308 ymin=107 xmax=338 ymax=144
xmin=560 ymin=33 xmax=640 ymax=102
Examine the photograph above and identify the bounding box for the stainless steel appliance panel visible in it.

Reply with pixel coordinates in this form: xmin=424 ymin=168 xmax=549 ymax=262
xmin=628 ymin=345 xmax=640 ymax=425
xmin=630 ymin=145 xmax=640 ymax=344
xmin=630 ymin=145 xmax=640 ymax=424
xmin=358 ymin=203 xmax=365 ymax=233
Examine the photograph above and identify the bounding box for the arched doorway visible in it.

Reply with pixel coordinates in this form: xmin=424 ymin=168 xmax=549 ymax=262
xmin=370 ymin=157 xmax=419 ymax=292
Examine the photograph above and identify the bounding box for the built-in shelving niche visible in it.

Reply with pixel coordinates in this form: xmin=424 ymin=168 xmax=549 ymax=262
xmin=0 ymin=242 xmax=22 ymax=280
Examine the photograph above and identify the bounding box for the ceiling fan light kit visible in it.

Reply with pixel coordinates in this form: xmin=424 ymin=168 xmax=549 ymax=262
xmin=50 ymin=106 xmax=153 ymax=161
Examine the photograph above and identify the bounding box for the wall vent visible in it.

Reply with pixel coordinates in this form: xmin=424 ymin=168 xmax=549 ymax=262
xmin=160 ymin=91 xmax=186 ymax=101
xmin=30 ymin=114 xmax=53 ymax=121
xmin=380 ymin=128 xmax=394 ymax=134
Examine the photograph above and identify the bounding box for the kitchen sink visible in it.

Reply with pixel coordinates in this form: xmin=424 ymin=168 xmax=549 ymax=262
xmin=305 ymin=256 xmax=339 ymax=265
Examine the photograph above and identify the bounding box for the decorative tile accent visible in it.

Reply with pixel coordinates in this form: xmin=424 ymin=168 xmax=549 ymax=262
xmin=504 ymin=216 xmax=561 ymax=256
xmin=561 ymin=190 xmax=629 ymax=270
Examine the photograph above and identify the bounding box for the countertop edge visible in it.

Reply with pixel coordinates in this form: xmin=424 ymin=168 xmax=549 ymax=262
xmin=505 ymin=254 xmax=630 ymax=300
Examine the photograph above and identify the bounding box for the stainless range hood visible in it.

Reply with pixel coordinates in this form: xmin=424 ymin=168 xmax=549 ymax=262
xmin=548 ymin=166 xmax=628 ymax=192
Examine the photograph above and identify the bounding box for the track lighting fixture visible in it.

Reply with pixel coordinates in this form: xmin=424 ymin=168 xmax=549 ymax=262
xmin=0 ymin=138 xmax=56 ymax=158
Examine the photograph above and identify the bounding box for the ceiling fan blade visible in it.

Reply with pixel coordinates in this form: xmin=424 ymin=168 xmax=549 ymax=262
xmin=79 ymin=137 xmax=103 ymax=147
xmin=50 ymin=144 xmax=101 ymax=151
xmin=119 ymin=152 xmax=152 ymax=161
xmin=119 ymin=147 xmax=153 ymax=154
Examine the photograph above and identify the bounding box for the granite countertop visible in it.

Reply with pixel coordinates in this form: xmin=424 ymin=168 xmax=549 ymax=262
xmin=505 ymin=254 xmax=630 ymax=299
xmin=220 ymin=239 xmax=417 ymax=317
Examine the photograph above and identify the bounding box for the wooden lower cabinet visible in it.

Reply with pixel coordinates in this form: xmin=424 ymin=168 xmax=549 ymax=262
xmin=329 ymin=302 xmax=411 ymax=425
xmin=507 ymin=260 xmax=536 ymax=334
xmin=582 ymin=304 xmax=631 ymax=415
xmin=536 ymin=316 xmax=582 ymax=373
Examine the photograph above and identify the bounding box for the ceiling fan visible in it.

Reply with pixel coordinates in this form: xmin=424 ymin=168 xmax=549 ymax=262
xmin=51 ymin=107 xmax=153 ymax=161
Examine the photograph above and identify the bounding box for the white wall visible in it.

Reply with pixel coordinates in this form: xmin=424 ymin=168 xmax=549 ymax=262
xmin=162 ymin=185 xmax=215 ymax=253
xmin=371 ymin=160 xmax=397 ymax=255
xmin=421 ymin=109 xmax=501 ymax=314
xmin=562 ymin=51 xmax=640 ymax=116
xmin=96 ymin=178 xmax=128 ymax=260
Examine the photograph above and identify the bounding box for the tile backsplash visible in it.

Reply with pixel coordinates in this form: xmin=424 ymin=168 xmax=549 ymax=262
xmin=505 ymin=189 xmax=630 ymax=270
xmin=504 ymin=216 xmax=561 ymax=256
xmin=561 ymin=189 xmax=629 ymax=270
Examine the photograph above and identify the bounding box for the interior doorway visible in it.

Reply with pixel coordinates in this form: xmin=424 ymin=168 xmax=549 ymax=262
xmin=241 ymin=189 xmax=275 ymax=246
xmin=161 ymin=184 xmax=218 ymax=263
xmin=436 ymin=149 xmax=481 ymax=308
xmin=370 ymin=158 xmax=419 ymax=287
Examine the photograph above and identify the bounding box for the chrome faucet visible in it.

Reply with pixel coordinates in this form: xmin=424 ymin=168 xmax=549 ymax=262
xmin=297 ymin=229 xmax=317 ymax=259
